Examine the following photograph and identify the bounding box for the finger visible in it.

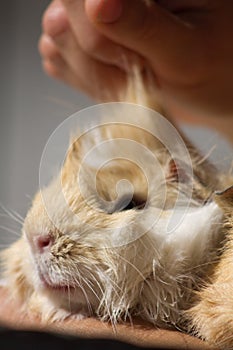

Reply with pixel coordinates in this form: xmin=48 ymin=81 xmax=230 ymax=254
xmin=40 ymin=26 xmax=85 ymax=78
xmin=85 ymin=0 xmax=193 ymax=52
xmin=40 ymin=18 xmax=127 ymax=101
xmin=60 ymin=0 xmax=143 ymax=71
xmin=85 ymin=0 xmax=203 ymax=80
xmin=41 ymin=40 xmax=127 ymax=102
xmin=42 ymin=0 xmax=69 ymax=37
xmin=39 ymin=34 xmax=61 ymax=62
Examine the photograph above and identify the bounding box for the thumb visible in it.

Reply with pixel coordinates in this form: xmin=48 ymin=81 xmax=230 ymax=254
xmin=85 ymin=0 xmax=195 ymax=68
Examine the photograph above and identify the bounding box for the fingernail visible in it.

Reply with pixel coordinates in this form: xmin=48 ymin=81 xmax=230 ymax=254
xmin=98 ymin=0 xmax=123 ymax=23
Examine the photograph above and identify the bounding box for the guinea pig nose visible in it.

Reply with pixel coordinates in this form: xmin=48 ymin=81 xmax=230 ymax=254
xmin=36 ymin=235 xmax=52 ymax=253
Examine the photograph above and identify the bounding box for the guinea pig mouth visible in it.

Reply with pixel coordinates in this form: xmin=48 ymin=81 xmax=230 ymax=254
xmin=38 ymin=270 xmax=74 ymax=293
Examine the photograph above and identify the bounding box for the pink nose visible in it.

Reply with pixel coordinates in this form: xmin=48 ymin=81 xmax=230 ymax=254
xmin=36 ymin=235 xmax=52 ymax=253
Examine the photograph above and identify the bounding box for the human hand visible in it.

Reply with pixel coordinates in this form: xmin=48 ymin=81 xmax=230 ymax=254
xmin=39 ymin=0 xmax=131 ymax=102
xmin=0 ymin=287 xmax=209 ymax=349
xmin=39 ymin=0 xmax=233 ymax=120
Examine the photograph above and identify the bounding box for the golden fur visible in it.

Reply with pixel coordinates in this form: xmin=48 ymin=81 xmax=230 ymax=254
xmin=187 ymin=186 xmax=233 ymax=349
xmin=1 ymin=70 xmax=233 ymax=346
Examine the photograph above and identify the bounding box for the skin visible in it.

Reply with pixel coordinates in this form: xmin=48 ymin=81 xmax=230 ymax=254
xmin=38 ymin=0 xmax=233 ymax=141
xmin=0 ymin=287 xmax=209 ymax=349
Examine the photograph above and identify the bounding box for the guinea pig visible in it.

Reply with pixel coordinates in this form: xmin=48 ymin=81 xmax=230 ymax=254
xmin=1 ymin=70 xmax=232 ymax=337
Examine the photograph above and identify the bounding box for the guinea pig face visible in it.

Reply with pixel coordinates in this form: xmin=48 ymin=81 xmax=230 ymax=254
xmin=21 ymin=123 xmax=197 ymax=319
xmin=22 ymin=137 xmax=162 ymax=315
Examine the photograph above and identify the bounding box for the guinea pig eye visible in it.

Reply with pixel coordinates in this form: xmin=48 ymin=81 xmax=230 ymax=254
xmin=120 ymin=198 xmax=146 ymax=211
xmin=107 ymin=195 xmax=146 ymax=214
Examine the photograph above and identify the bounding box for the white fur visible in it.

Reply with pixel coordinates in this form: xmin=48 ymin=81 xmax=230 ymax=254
xmin=153 ymin=202 xmax=223 ymax=265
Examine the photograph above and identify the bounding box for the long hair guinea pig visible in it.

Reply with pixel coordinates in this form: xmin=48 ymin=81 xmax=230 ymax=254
xmin=1 ymin=68 xmax=233 ymax=346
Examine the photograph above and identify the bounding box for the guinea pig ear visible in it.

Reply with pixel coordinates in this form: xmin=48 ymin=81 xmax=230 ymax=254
xmin=65 ymin=132 xmax=87 ymax=166
xmin=166 ymin=158 xmax=190 ymax=183
xmin=214 ymin=185 xmax=233 ymax=212
xmin=67 ymin=135 xmax=82 ymax=160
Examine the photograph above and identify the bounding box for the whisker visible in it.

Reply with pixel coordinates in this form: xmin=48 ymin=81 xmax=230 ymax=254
xmin=112 ymin=250 xmax=147 ymax=283
xmin=70 ymin=266 xmax=93 ymax=316
xmin=0 ymin=204 xmax=24 ymax=226
xmin=66 ymin=266 xmax=72 ymax=314
xmin=78 ymin=278 xmax=93 ymax=316
xmin=10 ymin=209 xmax=24 ymax=223
xmin=81 ymin=274 xmax=102 ymax=303
xmin=70 ymin=262 xmax=102 ymax=304
xmin=0 ymin=225 xmax=21 ymax=237
xmin=195 ymin=145 xmax=217 ymax=166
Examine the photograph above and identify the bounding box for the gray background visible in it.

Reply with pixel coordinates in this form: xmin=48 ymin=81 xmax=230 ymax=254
xmin=0 ymin=0 xmax=232 ymax=247
xmin=0 ymin=0 xmax=91 ymax=247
